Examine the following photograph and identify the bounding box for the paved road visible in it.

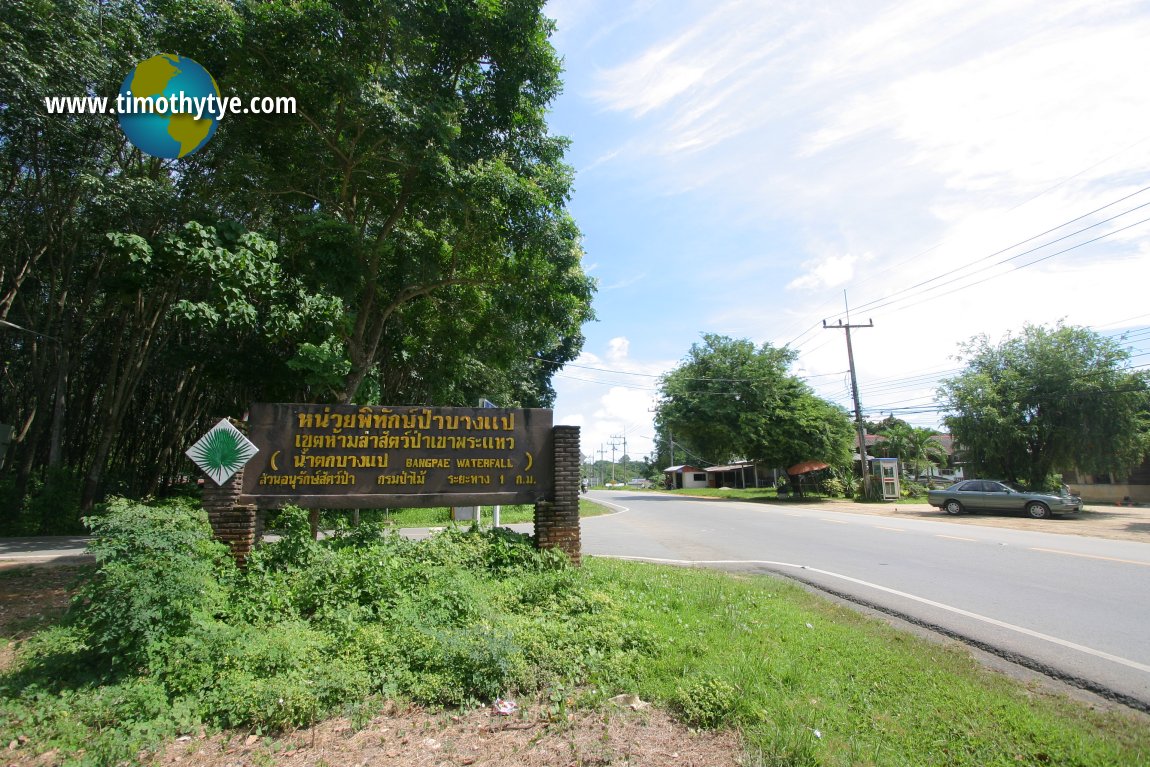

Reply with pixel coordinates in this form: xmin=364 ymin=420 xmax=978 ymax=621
xmin=0 ymin=535 xmax=91 ymax=564
xmin=579 ymin=490 xmax=1150 ymax=710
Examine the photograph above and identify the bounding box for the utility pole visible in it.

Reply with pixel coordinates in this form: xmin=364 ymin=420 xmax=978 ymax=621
xmin=823 ymin=316 xmax=874 ymax=498
xmin=612 ymin=429 xmax=629 ymax=484
xmin=598 ymin=445 xmax=606 ymax=486
xmin=608 ymin=438 xmax=620 ymax=483
xmin=623 ymin=431 xmax=628 ymax=482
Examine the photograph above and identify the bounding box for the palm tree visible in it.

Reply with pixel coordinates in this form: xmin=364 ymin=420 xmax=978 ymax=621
xmin=874 ymin=424 xmax=948 ymax=478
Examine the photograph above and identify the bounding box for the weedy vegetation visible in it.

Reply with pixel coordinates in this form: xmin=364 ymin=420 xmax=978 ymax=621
xmin=1 ymin=498 xmax=1147 ymax=766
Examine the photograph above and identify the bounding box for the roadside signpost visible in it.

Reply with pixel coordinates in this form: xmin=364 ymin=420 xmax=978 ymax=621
xmin=187 ymin=403 xmax=581 ymax=566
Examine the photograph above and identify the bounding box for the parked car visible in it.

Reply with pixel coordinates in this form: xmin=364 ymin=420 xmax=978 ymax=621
xmin=927 ymin=479 xmax=1083 ymax=519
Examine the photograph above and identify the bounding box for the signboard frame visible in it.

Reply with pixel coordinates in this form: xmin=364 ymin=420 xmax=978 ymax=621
xmin=238 ymin=403 xmax=554 ymax=509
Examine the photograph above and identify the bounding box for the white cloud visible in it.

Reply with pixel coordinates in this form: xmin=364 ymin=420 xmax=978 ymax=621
xmin=787 ymin=253 xmax=867 ymax=292
xmin=553 ymin=338 xmax=676 ymax=461
xmin=551 ymin=0 xmax=1150 ymax=439
xmin=606 ymin=336 xmax=630 ymax=361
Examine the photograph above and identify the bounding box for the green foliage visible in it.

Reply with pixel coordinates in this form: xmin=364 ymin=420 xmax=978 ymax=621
xmin=872 ymin=423 xmax=948 ymax=477
xmin=1 ymin=499 xmax=642 ymax=760
xmin=71 ymin=497 xmax=231 ymax=671
xmin=940 ymin=323 xmax=1150 ymax=488
xmin=0 ymin=468 xmax=84 ymax=536
xmin=1 ymin=0 xmax=593 ymax=524
xmin=813 ymin=471 xmax=849 ymax=498
xmin=674 ymin=676 xmax=741 ymax=729
xmin=900 ymin=480 xmax=929 ymax=498
xmin=656 ymin=335 xmax=855 ymax=472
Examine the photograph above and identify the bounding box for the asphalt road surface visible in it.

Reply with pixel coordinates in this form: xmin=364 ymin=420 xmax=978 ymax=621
xmin=579 ymin=490 xmax=1150 ymax=711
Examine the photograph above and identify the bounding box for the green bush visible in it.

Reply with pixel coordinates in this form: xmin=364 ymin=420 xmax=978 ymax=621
xmin=901 ymin=480 xmax=928 ymax=498
xmin=1 ymin=498 xmax=657 ymax=760
xmin=673 ymin=676 xmax=741 ymax=729
xmin=72 ymin=497 xmax=232 ymax=671
xmin=0 ymin=467 xmax=85 ymax=536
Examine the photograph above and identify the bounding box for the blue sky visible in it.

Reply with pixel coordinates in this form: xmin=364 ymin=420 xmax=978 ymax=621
xmin=542 ymin=0 xmax=1150 ymax=464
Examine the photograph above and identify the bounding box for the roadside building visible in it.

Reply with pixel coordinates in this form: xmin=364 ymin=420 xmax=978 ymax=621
xmin=865 ymin=432 xmax=964 ymax=483
xmin=704 ymin=461 xmax=766 ymax=489
xmin=663 ymin=465 xmax=708 ymax=489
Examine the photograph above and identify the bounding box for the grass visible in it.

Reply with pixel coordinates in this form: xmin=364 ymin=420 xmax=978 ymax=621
xmin=585 ymin=558 xmax=1149 ymax=766
xmin=334 ymin=498 xmax=615 ymax=528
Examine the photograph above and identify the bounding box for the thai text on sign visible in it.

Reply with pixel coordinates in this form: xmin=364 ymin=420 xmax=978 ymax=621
xmin=239 ymin=403 xmax=554 ymax=508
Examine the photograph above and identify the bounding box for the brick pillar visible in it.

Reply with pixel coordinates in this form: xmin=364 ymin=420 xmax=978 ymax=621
xmin=201 ymin=467 xmax=259 ymax=566
xmin=535 ymin=425 xmax=581 ymax=565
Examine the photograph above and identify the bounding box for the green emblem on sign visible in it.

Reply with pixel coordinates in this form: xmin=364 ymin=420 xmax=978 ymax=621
xmin=186 ymin=418 xmax=258 ymax=485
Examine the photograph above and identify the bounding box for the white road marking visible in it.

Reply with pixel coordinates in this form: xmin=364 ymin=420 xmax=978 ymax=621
xmin=585 ymin=497 xmax=630 ymax=515
xmin=937 ymin=534 xmax=978 ymax=542
xmin=597 ymin=554 xmax=1150 ymax=675
xmin=874 ymin=525 xmax=905 ymax=532
xmin=1029 ymin=547 xmax=1150 ymax=568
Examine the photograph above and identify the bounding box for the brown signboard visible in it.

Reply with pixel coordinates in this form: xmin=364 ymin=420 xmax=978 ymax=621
xmin=239 ymin=403 xmax=554 ymax=509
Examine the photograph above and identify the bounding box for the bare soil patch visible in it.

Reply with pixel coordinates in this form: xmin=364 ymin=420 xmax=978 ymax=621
xmin=150 ymin=703 xmax=742 ymax=767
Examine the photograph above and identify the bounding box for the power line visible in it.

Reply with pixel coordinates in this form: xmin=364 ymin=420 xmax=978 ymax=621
xmin=847 ymin=190 xmax=1150 ymax=315
xmin=770 ymin=180 xmax=1150 ymax=344
xmin=538 ymin=356 xmax=848 ymax=383
xmin=862 ymin=213 xmax=1150 ymax=319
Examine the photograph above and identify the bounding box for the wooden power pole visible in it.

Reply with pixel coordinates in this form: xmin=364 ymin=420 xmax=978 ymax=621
xmin=823 ymin=317 xmax=874 ymax=498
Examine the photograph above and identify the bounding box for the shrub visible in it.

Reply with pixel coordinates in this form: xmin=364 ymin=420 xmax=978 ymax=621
xmin=71 ymin=497 xmax=232 ymax=671
xmin=901 ymin=480 xmax=928 ymax=498
xmin=2 ymin=498 xmax=661 ymax=755
xmin=673 ymin=676 xmax=741 ymax=729
xmin=0 ymin=467 xmax=85 ymax=536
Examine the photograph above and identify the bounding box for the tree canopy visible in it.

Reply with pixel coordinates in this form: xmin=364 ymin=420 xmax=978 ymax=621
xmin=871 ymin=422 xmax=947 ymax=477
xmin=654 ymin=334 xmax=854 ymax=476
xmin=938 ymin=323 xmax=1150 ymax=489
xmin=0 ymin=0 xmax=593 ymax=530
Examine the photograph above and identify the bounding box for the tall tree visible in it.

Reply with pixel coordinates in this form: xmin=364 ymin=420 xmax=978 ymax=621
xmin=938 ymin=323 xmax=1150 ymax=489
xmin=655 ymin=335 xmax=854 ymax=480
xmin=1 ymin=0 xmax=593 ymax=529
xmin=167 ymin=0 xmax=593 ymax=405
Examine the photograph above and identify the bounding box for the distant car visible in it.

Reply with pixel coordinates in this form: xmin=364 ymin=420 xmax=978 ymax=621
xmin=927 ymin=479 xmax=1083 ymax=519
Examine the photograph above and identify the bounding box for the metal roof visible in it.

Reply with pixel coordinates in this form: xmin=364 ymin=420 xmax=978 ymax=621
xmin=704 ymin=462 xmax=756 ymax=472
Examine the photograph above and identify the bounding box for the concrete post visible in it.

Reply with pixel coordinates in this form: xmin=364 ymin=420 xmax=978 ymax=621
xmin=534 ymin=425 xmax=581 ymax=564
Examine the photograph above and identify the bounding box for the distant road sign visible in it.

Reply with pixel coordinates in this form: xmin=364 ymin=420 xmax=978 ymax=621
xmin=478 ymin=398 xmax=497 ymax=409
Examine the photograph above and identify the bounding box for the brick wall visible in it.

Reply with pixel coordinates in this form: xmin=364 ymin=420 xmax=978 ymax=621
xmin=535 ymin=425 xmax=581 ymax=565
xmin=201 ymin=467 xmax=259 ymax=565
